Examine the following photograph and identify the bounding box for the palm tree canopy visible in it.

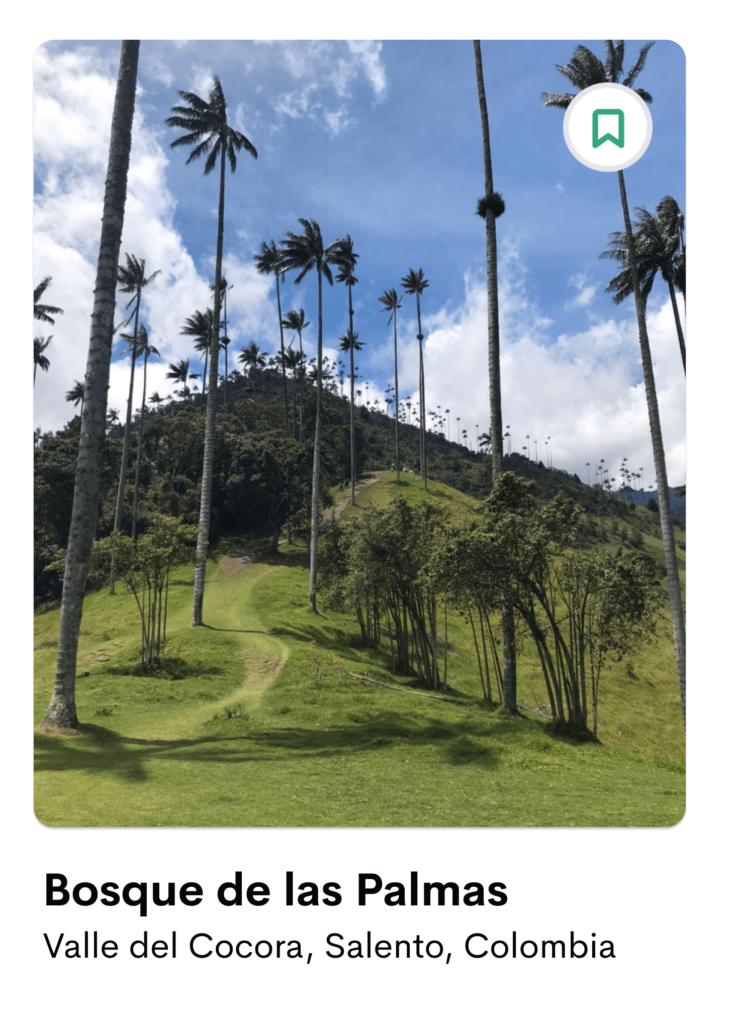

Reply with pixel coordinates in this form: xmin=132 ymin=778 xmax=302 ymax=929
xmin=600 ymin=198 xmax=685 ymax=304
xmin=339 ymin=328 xmax=363 ymax=354
xmin=279 ymin=218 xmax=345 ymax=286
xmin=65 ymin=380 xmax=85 ymax=406
xmin=541 ymin=40 xmax=654 ymax=108
xmin=165 ymin=358 xmax=191 ymax=383
xmin=238 ymin=341 xmax=269 ymax=372
xmin=181 ymin=308 xmax=217 ymax=347
xmin=255 ymin=240 xmax=285 ymax=280
xmin=118 ymin=323 xmax=150 ymax=359
xmin=166 ymin=76 xmax=257 ymax=174
xmin=401 ymin=268 xmax=430 ymax=296
xmin=34 ymin=278 xmax=64 ymax=324
xmin=34 ymin=335 xmax=53 ymax=372
xmin=281 ymin=308 xmax=310 ymax=333
xmin=378 ymin=287 xmax=403 ymax=325
xmin=334 ymin=234 xmax=359 ymax=286
xmin=116 ymin=253 xmax=162 ymax=315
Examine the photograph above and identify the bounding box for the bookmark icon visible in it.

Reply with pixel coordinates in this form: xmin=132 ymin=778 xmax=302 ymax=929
xmin=592 ymin=109 xmax=625 ymax=148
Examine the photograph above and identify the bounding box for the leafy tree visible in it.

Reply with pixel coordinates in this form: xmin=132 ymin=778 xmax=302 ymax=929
xmin=34 ymin=336 xmax=52 ymax=385
xmin=543 ymin=40 xmax=686 ymax=724
xmin=166 ymin=74 xmax=257 ymax=627
xmin=34 ymin=277 xmax=63 ymax=324
xmin=91 ymin=515 xmax=197 ymax=669
xmin=43 ymin=40 xmax=140 ymax=730
xmin=378 ymin=288 xmax=403 ymax=485
xmin=279 ymin=218 xmax=346 ymax=613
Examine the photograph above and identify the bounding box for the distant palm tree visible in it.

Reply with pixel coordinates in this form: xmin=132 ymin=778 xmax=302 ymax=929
xmin=181 ymin=308 xmax=216 ymax=401
xmin=166 ymin=358 xmax=194 ymax=400
xmin=282 ymin=308 xmax=310 ymax=442
xmin=167 ymin=74 xmax=257 ymax=627
xmin=130 ymin=325 xmax=160 ymax=539
xmin=65 ymin=379 xmax=85 ymax=426
xmin=43 ymin=41 xmax=140 ymax=731
xmin=543 ymin=39 xmax=685 ymax=723
xmin=34 ymin=277 xmax=64 ymax=324
xmin=255 ymin=241 xmax=289 ymax=434
xmin=401 ymin=268 xmax=430 ymax=490
xmin=34 ymin=336 xmax=52 ymax=385
xmin=474 ymin=39 xmax=516 ymax=712
xmin=238 ymin=341 xmax=269 ymax=375
xmin=279 ymin=218 xmax=346 ymax=612
xmin=111 ymin=252 xmax=161 ymax=590
xmin=378 ymin=288 xmax=403 ymax=484
xmin=339 ymin=328 xmax=364 ymax=503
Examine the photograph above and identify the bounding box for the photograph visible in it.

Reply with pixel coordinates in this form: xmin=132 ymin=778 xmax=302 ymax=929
xmin=33 ymin=38 xmax=686 ymax=827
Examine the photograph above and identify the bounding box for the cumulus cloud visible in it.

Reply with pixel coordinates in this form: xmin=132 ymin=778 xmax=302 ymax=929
xmin=392 ymin=243 xmax=686 ymax=486
xmin=566 ymin=272 xmax=597 ymax=309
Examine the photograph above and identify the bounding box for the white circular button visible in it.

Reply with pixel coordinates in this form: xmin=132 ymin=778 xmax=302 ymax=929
xmin=563 ymin=82 xmax=653 ymax=172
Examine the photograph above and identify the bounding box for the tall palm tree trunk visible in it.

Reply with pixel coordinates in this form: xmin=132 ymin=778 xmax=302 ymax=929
xmin=298 ymin=327 xmax=305 ymax=443
xmin=416 ymin=294 xmax=427 ymax=491
xmin=131 ymin=347 xmax=149 ymax=540
xmin=191 ymin=140 xmax=225 ymax=626
xmin=617 ymin=170 xmax=685 ymax=721
xmin=42 ymin=40 xmax=140 ymax=730
xmin=667 ymin=280 xmax=686 ymax=374
xmin=275 ymin=276 xmax=289 ymax=435
xmin=474 ymin=39 xmax=517 ymax=712
xmin=348 ymin=284 xmax=357 ymax=505
xmin=393 ymin=312 xmax=401 ymax=483
xmin=309 ymin=271 xmax=324 ymax=613
xmin=108 ymin=291 xmax=139 ymax=594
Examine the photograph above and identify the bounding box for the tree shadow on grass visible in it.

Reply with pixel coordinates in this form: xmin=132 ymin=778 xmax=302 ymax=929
xmin=33 ymin=709 xmax=517 ymax=786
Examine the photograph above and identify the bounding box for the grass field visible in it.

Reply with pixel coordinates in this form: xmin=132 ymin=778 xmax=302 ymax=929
xmin=34 ymin=474 xmax=685 ymax=827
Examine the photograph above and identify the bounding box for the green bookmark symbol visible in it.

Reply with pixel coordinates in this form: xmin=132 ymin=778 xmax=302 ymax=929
xmin=592 ymin=109 xmax=624 ymax=148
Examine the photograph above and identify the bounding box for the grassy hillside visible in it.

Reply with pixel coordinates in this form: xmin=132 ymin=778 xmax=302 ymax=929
xmin=34 ymin=473 xmax=684 ymax=828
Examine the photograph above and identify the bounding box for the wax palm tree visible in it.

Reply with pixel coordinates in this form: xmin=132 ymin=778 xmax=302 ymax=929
xmin=335 ymin=236 xmax=360 ymax=503
xmin=34 ymin=336 xmax=52 ymax=385
xmin=282 ymin=308 xmax=310 ymax=442
xmin=110 ymin=253 xmax=161 ymax=591
xmin=166 ymin=357 xmax=194 ymax=400
xmin=166 ymin=75 xmax=257 ymax=627
xmin=130 ymin=325 xmax=160 ymax=539
xmin=181 ymin=308 xmax=217 ymax=401
xmin=43 ymin=41 xmax=140 ymax=730
xmin=238 ymin=341 xmax=269 ymax=375
xmin=543 ymin=40 xmax=685 ymax=723
xmin=34 ymin=277 xmax=64 ymax=324
xmin=378 ymin=288 xmax=403 ymax=484
xmin=601 ymin=198 xmax=686 ymax=373
xmin=474 ymin=40 xmax=516 ymax=712
xmin=279 ymin=218 xmax=346 ymax=612
xmin=339 ymin=328 xmax=364 ymax=503
xmin=65 ymin=379 xmax=85 ymax=426
xmin=255 ymin=241 xmax=290 ymax=435
xmin=401 ymin=268 xmax=429 ymax=491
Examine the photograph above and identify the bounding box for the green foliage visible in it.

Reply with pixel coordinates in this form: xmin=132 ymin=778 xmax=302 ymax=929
xmin=91 ymin=514 xmax=197 ymax=668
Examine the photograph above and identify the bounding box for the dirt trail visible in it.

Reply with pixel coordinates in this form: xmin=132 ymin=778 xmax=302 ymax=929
xmin=331 ymin=471 xmax=383 ymax=519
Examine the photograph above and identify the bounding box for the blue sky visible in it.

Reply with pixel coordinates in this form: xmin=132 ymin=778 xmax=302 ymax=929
xmin=33 ymin=39 xmax=686 ymax=484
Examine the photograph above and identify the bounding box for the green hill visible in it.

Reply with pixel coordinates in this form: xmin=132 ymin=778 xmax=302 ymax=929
xmin=34 ymin=468 xmax=684 ymax=828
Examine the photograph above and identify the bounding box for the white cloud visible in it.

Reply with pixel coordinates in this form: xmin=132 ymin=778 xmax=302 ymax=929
xmin=566 ymin=272 xmax=597 ymax=309
xmin=392 ymin=244 xmax=686 ymax=486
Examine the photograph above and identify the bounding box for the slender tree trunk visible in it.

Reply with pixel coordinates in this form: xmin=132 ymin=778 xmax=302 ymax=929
xmin=393 ymin=311 xmax=401 ymax=483
xmin=108 ymin=290 xmax=139 ymax=593
xmin=474 ymin=39 xmax=517 ymax=712
xmin=667 ymin=279 xmax=686 ymax=375
xmin=308 ymin=272 xmax=324 ymax=613
xmin=618 ymin=170 xmax=685 ymax=723
xmin=297 ymin=328 xmax=304 ymax=443
xmin=191 ymin=136 xmax=225 ymax=627
xmin=42 ymin=40 xmax=140 ymax=729
xmin=348 ymin=286 xmax=357 ymax=505
xmin=131 ymin=347 xmax=148 ymax=540
xmin=416 ymin=293 xmax=427 ymax=491
xmin=275 ymin=275 xmax=289 ymax=435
